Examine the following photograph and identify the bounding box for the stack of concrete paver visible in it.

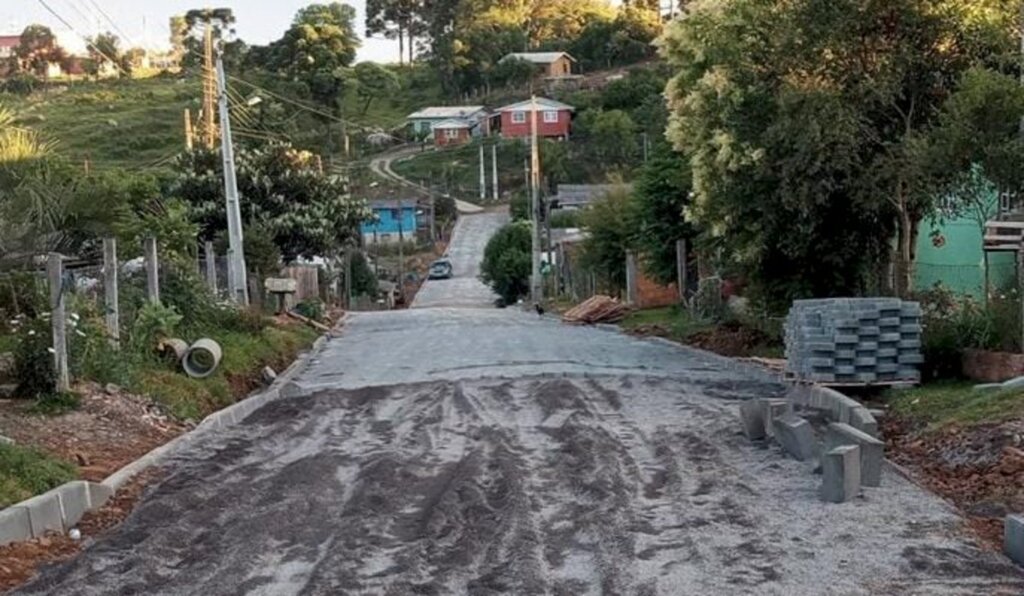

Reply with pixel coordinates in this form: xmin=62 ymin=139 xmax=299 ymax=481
xmin=785 ymin=298 xmax=923 ymax=385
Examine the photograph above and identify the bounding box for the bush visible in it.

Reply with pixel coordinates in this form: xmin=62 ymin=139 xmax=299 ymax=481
xmin=549 ymin=209 xmax=581 ymax=229
xmin=14 ymin=317 xmax=56 ymax=399
xmin=480 ymin=222 xmax=532 ymax=304
xmin=510 ymin=192 xmax=530 ymax=222
xmin=918 ymin=285 xmax=1020 ymax=381
xmin=295 ymin=299 xmax=324 ymax=321
xmin=1 ymin=73 xmax=40 ymax=96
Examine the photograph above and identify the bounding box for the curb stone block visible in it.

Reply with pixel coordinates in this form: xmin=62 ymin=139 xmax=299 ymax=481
xmin=773 ymin=414 xmax=816 ymax=461
xmin=760 ymin=398 xmax=790 ymax=439
xmin=1005 ymin=514 xmax=1024 ymax=566
xmin=739 ymin=401 xmax=766 ymax=441
xmin=87 ymin=481 xmax=113 ymax=508
xmin=20 ymin=491 xmax=64 ymax=536
xmin=56 ymin=481 xmax=90 ymax=529
xmin=0 ymin=506 xmax=32 ymax=546
xmin=849 ymin=407 xmax=879 ymax=438
xmin=821 ymin=444 xmax=861 ymax=503
xmin=825 ymin=423 xmax=884 ymax=487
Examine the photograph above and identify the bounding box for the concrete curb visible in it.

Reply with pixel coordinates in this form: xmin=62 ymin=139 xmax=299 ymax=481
xmin=0 ymin=329 xmax=334 ymax=547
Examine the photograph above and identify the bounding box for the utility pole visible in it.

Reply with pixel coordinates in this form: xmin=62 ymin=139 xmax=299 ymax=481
xmin=529 ymin=96 xmax=543 ymax=304
xmin=491 ymin=144 xmax=499 ymax=201
xmin=397 ymin=198 xmax=405 ymax=304
xmin=184 ymin=108 xmax=194 ymax=150
xmin=216 ymin=50 xmax=249 ymax=305
xmin=479 ymin=144 xmax=486 ymax=201
xmin=202 ymin=20 xmax=217 ymax=149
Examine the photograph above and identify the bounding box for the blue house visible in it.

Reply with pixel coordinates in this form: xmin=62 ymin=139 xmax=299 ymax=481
xmin=362 ymin=201 xmax=418 ymax=244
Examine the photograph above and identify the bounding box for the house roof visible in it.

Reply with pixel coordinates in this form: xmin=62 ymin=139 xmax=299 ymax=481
xmin=555 ymin=184 xmax=633 ymax=207
xmin=408 ymin=106 xmax=486 ymax=120
xmin=431 ymin=118 xmax=474 ymax=130
xmin=368 ymin=200 xmax=419 ymax=210
xmin=0 ymin=35 xmax=20 ymax=49
xmin=501 ymin=52 xmax=576 ymax=65
xmin=495 ymin=97 xmax=575 ymax=113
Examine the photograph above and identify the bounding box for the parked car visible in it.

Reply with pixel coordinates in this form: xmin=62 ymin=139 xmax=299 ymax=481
xmin=428 ymin=258 xmax=453 ymax=280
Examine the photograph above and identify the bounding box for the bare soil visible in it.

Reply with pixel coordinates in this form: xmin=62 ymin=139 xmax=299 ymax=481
xmin=885 ymin=415 xmax=1024 ymax=549
xmin=0 ymin=469 xmax=162 ymax=593
xmin=0 ymin=383 xmax=185 ymax=482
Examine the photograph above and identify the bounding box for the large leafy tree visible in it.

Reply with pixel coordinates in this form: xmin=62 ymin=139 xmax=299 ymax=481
xmin=662 ymin=0 xmax=1014 ymax=308
xmin=14 ymin=25 xmax=68 ymax=78
xmin=348 ymin=62 xmax=401 ymax=114
xmin=168 ymin=143 xmax=370 ymax=262
xmin=580 ymin=186 xmax=636 ymax=294
xmin=179 ymin=8 xmax=246 ymax=70
xmin=633 ymin=142 xmax=693 ymax=285
xmin=366 ymin=0 xmax=424 ymax=65
xmin=265 ymin=3 xmax=361 ymax=111
xmin=480 ymin=221 xmax=532 ymax=304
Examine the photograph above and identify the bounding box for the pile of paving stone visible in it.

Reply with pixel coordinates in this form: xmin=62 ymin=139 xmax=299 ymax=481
xmin=739 ymin=385 xmax=883 ymax=504
xmin=784 ymin=298 xmax=923 ymax=385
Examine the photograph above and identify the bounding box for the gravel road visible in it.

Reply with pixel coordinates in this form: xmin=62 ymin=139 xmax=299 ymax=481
xmin=412 ymin=211 xmax=509 ymax=309
xmin=14 ymin=210 xmax=1024 ymax=595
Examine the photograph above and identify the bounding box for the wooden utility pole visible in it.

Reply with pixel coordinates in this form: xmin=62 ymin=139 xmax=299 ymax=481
xmin=202 ymin=20 xmax=217 ymax=149
xmin=103 ymin=238 xmax=120 ymax=348
xmin=184 ymin=108 xmax=194 ymax=150
xmin=48 ymin=254 xmax=70 ymax=393
xmin=529 ymin=96 xmax=543 ymax=305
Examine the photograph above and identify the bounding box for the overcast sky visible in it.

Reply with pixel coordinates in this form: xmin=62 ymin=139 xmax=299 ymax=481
xmin=3 ymin=1 xmax=400 ymax=63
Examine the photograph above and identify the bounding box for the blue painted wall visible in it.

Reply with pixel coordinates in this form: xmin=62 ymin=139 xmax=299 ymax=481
xmin=362 ymin=206 xmax=417 ymax=236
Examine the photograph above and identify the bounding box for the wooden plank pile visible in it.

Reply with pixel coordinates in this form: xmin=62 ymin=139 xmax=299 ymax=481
xmin=562 ymin=295 xmax=630 ymax=324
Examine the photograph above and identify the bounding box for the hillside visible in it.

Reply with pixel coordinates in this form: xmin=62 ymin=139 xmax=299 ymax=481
xmin=1 ymin=71 xmax=439 ymax=172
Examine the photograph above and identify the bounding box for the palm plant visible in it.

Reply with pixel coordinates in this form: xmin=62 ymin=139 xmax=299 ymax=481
xmin=0 ymin=104 xmax=53 ymax=163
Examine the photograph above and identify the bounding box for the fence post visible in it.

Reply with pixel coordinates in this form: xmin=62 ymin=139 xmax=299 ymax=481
xmin=144 ymin=237 xmax=159 ymax=304
xmin=625 ymin=251 xmax=639 ymax=306
xmin=204 ymin=240 xmax=217 ymax=294
xmin=102 ymin=238 xmax=119 ymax=349
xmin=47 ymin=253 xmax=70 ymax=393
xmin=676 ymin=239 xmax=688 ymax=308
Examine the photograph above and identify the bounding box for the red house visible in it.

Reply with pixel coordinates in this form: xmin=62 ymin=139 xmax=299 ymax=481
xmin=496 ymin=97 xmax=575 ymax=140
xmin=431 ymin=119 xmax=473 ymax=147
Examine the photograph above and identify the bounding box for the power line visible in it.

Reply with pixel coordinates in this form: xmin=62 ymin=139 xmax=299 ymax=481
xmin=83 ymin=0 xmax=136 ymax=47
xmin=35 ymin=0 xmax=131 ymax=78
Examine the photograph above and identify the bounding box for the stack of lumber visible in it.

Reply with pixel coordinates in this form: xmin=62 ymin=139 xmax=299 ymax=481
xmin=562 ymin=296 xmax=630 ymax=324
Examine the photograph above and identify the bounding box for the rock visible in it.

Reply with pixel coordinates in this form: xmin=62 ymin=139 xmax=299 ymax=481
xmin=261 ymin=366 xmax=278 ymax=385
xmin=74 ymin=452 xmax=90 ymax=467
xmin=104 ymin=383 xmax=121 ymax=395
xmin=967 ymin=500 xmax=1009 ymax=518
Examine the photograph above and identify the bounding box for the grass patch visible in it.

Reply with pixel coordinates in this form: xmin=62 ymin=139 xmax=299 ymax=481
xmin=888 ymin=381 xmax=1024 ymax=430
xmin=620 ymin=306 xmax=714 ymax=339
xmin=27 ymin=392 xmax=81 ymax=416
xmin=0 ymin=443 xmax=77 ymax=508
xmin=131 ymin=324 xmax=316 ymax=421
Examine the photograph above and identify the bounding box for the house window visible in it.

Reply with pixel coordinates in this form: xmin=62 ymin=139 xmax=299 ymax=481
xmin=543 ymin=110 xmax=559 ymax=123
xmin=445 ymin=128 xmax=460 ymax=139
xmin=512 ymin=111 xmax=527 ymax=124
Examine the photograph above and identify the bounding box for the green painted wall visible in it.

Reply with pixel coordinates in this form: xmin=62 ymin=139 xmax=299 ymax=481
xmin=915 ymin=201 xmax=1014 ymax=297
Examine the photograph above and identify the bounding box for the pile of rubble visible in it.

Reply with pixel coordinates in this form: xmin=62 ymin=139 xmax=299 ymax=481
xmin=739 ymin=384 xmax=883 ymax=503
xmin=562 ymin=295 xmax=631 ymax=325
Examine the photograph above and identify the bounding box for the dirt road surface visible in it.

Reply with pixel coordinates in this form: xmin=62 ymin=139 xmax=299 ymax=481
xmin=14 ymin=210 xmax=1024 ymax=595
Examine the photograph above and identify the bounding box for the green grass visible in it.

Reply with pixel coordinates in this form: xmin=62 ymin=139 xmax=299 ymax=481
xmin=620 ymin=306 xmax=714 ymax=339
xmin=0 ymin=443 xmax=77 ymax=508
xmin=391 ymin=139 xmax=532 ymax=203
xmin=888 ymin=381 xmax=1024 ymax=430
xmin=132 ymin=324 xmax=316 ymax=421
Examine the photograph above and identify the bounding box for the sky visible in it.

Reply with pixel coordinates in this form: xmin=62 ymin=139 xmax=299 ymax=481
xmin=3 ymin=1 xmax=400 ymax=63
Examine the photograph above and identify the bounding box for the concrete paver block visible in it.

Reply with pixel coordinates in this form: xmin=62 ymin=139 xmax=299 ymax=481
xmin=849 ymin=407 xmax=879 ymax=438
xmin=739 ymin=400 xmax=766 ymax=441
xmin=0 ymin=506 xmax=32 ymax=546
xmin=821 ymin=444 xmax=861 ymax=503
xmin=1005 ymin=514 xmax=1024 ymax=566
xmin=760 ymin=398 xmax=789 ymax=439
xmin=772 ymin=414 xmax=816 ymax=461
xmin=825 ymin=423 xmax=884 ymax=487
xmin=21 ymin=491 xmax=65 ymax=536
xmin=56 ymin=481 xmax=90 ymax=529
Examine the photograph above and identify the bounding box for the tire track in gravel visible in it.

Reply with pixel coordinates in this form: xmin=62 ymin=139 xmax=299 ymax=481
xmin=16 ymin=375 xmax=1024 ymax=595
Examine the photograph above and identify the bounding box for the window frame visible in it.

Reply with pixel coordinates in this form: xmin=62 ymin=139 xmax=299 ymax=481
xmin=511 ymin=111 xmax=527 ymax=124
xmin=543 ymin=110 xmax=559 ymax=123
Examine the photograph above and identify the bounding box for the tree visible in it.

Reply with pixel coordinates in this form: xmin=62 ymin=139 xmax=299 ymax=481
xmin=580 ymin=186 xmax=636 ymax=294
xmin=661 ymin=0 xmax=1014 ymax=308
xmin=349 ymin=62 xmax=400 ymax=114
xmin=168 ymin=143 xmax=370 ymax=262
xmin=366 ymin=0 xmax=423 ymax=65
xmin=491 ymin=57 xmax=535 ymax=89
xmin=86 ymin=32 xmax=123 ymax=77
xmin=179 ymin=8 xmax=243 ymax=70
xmin=633 ymin=142 xmax=693 ymax=285
xmin=580 ymin=109 xmax=637 ymax=166
xmin=480 ymin=221 xmax=532 ymax=304
xmin=14 ymin=25 xmax=67 ymax=78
